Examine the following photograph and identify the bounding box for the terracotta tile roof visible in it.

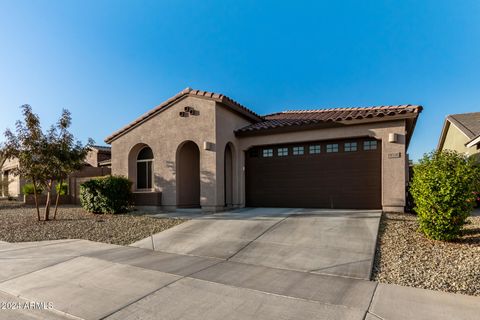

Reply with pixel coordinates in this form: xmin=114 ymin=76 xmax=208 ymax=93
xmin=105 ymin=88 xmax=262 ymax=143
xmin=236 ymin=105 xmax=422 ymax=134
xmin=447 ymin=112 xmax=480 ymax=139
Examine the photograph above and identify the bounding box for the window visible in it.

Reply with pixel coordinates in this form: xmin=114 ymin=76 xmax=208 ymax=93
xmin=344 ymin=142 xmax=357 ymax=152
xmin=326 ymin=144 xmax=339 ymax=153
xmin=277 ymin=147 xmax=288 ymax=156
xmin=309 ymin=145 xmax=321 ymax=154
xmin=262 ymin=148 xmax=273 ymax=157
xmin=364 ymin=140 xmax=378 ymax=150
xmin=292 ymin=146 xmax=304 ymax=155
xmin=137 ymin=147 xmax=153 ymax=189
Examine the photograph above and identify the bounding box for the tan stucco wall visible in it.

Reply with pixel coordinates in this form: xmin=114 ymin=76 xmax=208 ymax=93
xmin=111 ymin=96 xmax=219 ymax=210
xmin=215 ymin=103 xmax=254 ymax=208
xmin=85 ymin=150 xmax=99 ymax=167
xmin=236 ymin=120 xmax=408 ymax=211
xmin=441 ymin=122 xmax=480 ymax=160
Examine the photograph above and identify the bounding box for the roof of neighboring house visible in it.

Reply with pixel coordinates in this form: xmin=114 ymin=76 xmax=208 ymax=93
xmin=105 ymin=88 xmax=263 ymax=143
xmin=447 ymin=113 xmax=480 ymax=139
xmin=438 ymin=112 xmax=480 ymax=149
xmin=89 ymin=145 xmax=112 ymax=153
xmin=98 ymin=159 xmax=112 ymax=167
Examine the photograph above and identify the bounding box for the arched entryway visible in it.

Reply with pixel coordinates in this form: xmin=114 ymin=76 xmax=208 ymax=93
xmin=224 ymin=143 xmax=234 ymax=207
xmin=176 ymin=141 xmax=200 ymax=208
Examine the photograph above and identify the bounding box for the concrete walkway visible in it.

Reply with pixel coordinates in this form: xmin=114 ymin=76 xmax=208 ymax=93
xmin=0 ymin=208 xmax=478 ymax=319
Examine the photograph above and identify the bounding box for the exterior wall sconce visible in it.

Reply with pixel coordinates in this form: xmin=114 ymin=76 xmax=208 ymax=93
xmin=388 ymin=133 xmax=398 ymax=143
xmin=204 ymin=141 xmax=215 ymax=151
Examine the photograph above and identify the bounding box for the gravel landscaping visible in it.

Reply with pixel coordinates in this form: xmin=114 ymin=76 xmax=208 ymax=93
xmin=372 ymin=212 xmax=480 ymax=296
xmin=0 ymin=201 xmax=185 ymax=245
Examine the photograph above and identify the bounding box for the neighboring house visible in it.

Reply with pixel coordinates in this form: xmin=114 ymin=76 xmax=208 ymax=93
xmin=68 ymin=145 xmax=112 ymax=204
xmin=437 ymin=112 xmax=480 ymax=161
xmin=105 ymin=88 xmax=422 ymax=212
xmin=0 ymin=145 xmax=112 ymax=202
xmin=0 ymin=157 xmax=25 ymax=199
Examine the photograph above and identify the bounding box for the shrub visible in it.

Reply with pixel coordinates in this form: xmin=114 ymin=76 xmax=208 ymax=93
xmin=410 ymin=150 xmax=480 ymax=241
xmin=22 ymin=183 xmax=43 ymax=195
xmin=55 ymin=182 xmax=68 ymax=195
xmin=80 ymin=176 xmax=132 ymax=214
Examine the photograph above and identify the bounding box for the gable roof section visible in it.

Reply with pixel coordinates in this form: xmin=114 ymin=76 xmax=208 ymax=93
xmin=105 ymin=88 xmax=262 ymax=143
xmin=448 ymin=113 xmax=480 ymax=139
xmin=438 ymin=112 xmax=480 ymax=150
xmin=236 ymin=105 xmax=422 ymax=141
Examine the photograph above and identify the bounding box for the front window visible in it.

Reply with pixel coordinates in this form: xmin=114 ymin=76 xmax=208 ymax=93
xmin=137 ymin=147 xmax=153 ymax=189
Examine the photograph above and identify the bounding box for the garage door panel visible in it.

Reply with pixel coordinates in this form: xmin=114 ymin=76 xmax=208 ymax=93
xmin=245 ymin=139 xmax=381 ymax=209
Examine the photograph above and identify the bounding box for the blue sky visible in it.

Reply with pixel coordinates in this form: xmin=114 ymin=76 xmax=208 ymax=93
xmin=0 ymin=0 xmax=479 ymax=161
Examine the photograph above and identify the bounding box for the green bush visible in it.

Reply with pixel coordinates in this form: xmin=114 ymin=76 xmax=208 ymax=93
xmin=22 ymin=183 xmax=43 ymax=195
xmin=410 ymin=150 xmax=480 ymax=241
xmin=80 ymin=176 xmax=132 ymax=214
xmin=55 ymin=182 xmax=68 ymax=195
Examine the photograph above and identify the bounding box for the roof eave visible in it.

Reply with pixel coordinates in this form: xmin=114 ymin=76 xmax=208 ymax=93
xmin=235 ymin=112 xmax=421 ymax=138
xmin=437 ymin=118 xmax=451 ymax=151
xmin=466 ymin=134 xmax=480 ymax=148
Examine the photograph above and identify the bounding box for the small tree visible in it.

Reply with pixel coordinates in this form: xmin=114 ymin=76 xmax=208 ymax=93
xmin=47 ymin=109 xmax=92 ymax=220
xmin=1 ymin=105 xmax=47 ymax=220
xmin=1 ymin=105 xmax=91 ymax=221
xmin=410 ymin=150 xmax=480 ymax=241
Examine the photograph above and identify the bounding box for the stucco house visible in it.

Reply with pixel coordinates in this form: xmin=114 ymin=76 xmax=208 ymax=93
xmin=0 ymin=146 xmax=112 ymax=201
xmin=105 ymin=88 xmax=422 ymax=213
xmin=437 ymin=112 xmax=480 ymax=161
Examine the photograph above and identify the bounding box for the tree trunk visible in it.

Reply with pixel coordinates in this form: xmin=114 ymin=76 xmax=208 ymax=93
xmin=44 ymin=181 xmax=52 ymax=221
xmin=32 ymin=177 xmax=41 ymax=221
xmin=53 ymin=179 xmax=62 ymax=220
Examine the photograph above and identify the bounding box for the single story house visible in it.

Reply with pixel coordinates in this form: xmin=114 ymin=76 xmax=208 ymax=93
xmin=1 ymin=146 xmax=112 ymax=202
xmin=437 ymin=112 xmax=480 ymax=161
xmin=105 ymin=88 xmax=422 ymax=213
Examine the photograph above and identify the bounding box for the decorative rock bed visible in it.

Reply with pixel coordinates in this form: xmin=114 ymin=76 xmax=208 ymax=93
xmin=372 ymin=212 xmax=480 ymax=296
xmin=0 ymin=201 xmax=185 ymax=245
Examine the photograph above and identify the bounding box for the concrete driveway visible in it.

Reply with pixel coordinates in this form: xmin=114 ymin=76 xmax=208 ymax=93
xmin=132 ymin=208 xmax=381 ymax=279
xmin=0 ymin=208 xmax=478 ymax=320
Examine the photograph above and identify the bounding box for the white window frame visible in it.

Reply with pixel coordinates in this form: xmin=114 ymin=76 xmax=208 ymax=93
xmin=136 ymin=147 xmax=154 ymax=191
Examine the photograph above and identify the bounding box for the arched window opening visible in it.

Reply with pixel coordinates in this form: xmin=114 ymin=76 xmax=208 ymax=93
xmin=137 ymin=147 xmax=153 ymax=189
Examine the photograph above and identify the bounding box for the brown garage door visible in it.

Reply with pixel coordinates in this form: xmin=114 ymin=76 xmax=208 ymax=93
xmin=245 ymin=138 xmax=381 ymax=209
